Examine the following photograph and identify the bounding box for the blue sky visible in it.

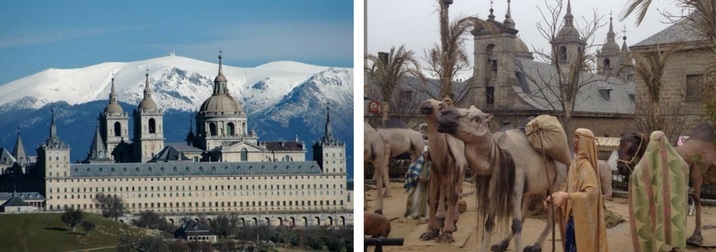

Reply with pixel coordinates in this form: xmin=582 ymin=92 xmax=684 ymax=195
xmin=0 ymin=0 xmax=354 ymax=84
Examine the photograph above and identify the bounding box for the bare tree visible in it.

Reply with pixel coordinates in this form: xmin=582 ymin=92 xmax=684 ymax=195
xmin=93 ymin=193 xmax=126 ymax=220
xmin=365 ymin=45 xmax=422 ymax=124
xmin=521 ymin=0 xmax=606 ymax=134
xmin=61 ymin=207 xmax=84 ymax=231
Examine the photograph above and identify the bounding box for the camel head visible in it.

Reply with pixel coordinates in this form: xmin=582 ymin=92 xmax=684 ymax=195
xmin=419 ymin=99 xmax=444 ymax=118
xmin=616 ymin=132 xmax=647 ymax=177
xmin=436 ymin=106 xmax=494 ymax=143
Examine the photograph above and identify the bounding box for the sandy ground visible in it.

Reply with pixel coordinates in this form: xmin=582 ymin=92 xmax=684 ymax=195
xmin=365 ymin=182 xmax=716 ymax=252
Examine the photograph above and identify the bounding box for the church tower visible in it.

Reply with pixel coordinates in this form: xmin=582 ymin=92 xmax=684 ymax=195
xmin=596 ymin=14 xmax=620 ymax=76
xmin=195 ymin=53 xmax=251 ymax=151
xmin=12 ymin=131 xmax=27 ymax=169
xmin=83 ymin=124 xmax=113 ymax=163
xmin=471 ymin=0 xmax=519 ymax=109
xmin=551 ymin=0 xmax=586 ymax=65
xmin=36 ymin=108 xmax=70 ymax=179
xmin=312 ymin=106 xmax=345 ymax=174
xmin=99 ymin=76 xmax=129 ymax=160
xmin=133 ymin=70 xmax=164 ymax=162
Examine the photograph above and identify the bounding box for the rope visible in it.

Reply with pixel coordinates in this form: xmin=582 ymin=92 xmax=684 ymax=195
xmin=617 ymin=133 xmax=645 ymax=174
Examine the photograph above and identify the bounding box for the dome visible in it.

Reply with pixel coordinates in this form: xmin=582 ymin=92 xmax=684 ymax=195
xmin=515 ymin=38 xmax=529 ymax=53
xmin=601 ymin=41 xmax=620 ymax=54
xmin=558 ymin=26 xmax=580 ymax=39
xmin=199 ymin=94 xmax=244 ymax=115
xmin=104 ymin=103 xmax=123 ymax=114
xmin=138 ymin=99 xmax=158 ymax=110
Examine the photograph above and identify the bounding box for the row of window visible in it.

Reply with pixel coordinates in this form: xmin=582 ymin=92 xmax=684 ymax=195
xmin=49 ymin=199 xmax=345 ymax=211
xmin=50 ymin=182 xmax=343 ymax=193
xmin=50 ymin=189 xmax=343 ymax=200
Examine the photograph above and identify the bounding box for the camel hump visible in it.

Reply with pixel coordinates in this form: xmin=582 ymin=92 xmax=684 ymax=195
xmin=383 ymin=117 xmax=408 ymax=129
xmin=687 ymin=122 xmax=716 ymax=143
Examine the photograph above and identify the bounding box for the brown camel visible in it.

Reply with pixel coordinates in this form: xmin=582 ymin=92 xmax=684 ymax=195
xmin=437 ymin=106 xmax=564 ymax=252
xmin=418 ymin=99 xmax=467 ymax=243
xmin=617 ymin=123 xmax=716 ymax=246
xmin=365 ymin=122 xmax=390 ymax=212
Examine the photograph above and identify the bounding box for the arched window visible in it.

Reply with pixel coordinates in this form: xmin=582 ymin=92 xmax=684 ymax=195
xmin=559 ymin=46 xmax=568 ymax=63
xmin=148 ymin=118 xmax=156 ymax=133
xmin=226 ymin=122 xmax=235 ymax=136
xmin=603 ymin=58 xmax=611 ymax=72
xmin=241 ymin=148 xmax=248 ymax=161
xmin=114 ymin=122 xmax=121 ymax=137
xmin=209 ymin=123 xmax=217 ymax=136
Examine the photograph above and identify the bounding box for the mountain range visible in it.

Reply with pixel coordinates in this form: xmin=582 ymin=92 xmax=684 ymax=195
xmin=0 ymin=56 xmax=354 ymax=179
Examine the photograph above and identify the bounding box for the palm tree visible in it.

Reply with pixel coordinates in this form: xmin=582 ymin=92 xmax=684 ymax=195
xmin=622 ymin=43 xmax=681 ymax=135
xmin=365 ymin=45 xmax=421 ymax=124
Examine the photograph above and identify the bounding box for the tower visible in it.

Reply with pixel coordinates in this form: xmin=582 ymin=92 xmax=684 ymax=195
xmin=12 ymin=130 xmax=27 ymax=168
xmin=551 ymin=0 xmax=586 ymax=65
xmin=36 ymin=108 xmax=70 ymax=179
xmin=133 ymin=70 xmax=164 ymax=162
xmin=312 ymin=106 xmax=345 ymax=174
xmin=471 ymin=0 xmax=519 ymax=109
xmin=596 ymin=14 xmax=621 ymax=76
xmin=195 ymin=53 xmax=251 ymax=151
xmin=99 ymin=76 xmax=129 ymax=160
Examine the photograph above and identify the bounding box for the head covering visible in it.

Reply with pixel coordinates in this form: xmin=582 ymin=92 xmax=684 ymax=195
xmin=629 ymin=131 xmax=689 ymax=251
xmin=575 ymin=128 xmax=599 ymax=175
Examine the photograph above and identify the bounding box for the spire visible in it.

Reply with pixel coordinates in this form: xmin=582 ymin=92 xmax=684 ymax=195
xmin=319 ymin=105 xmax=339 ymax=145
xmin=213 ymin=51 xmax=229 ymax=94
xmin=621 ymin=25 xmax=629 ymax=51
xmin=104 ymin=73 xmax=124 ymax=114
xmin=110 ymin=75 xmax=117 ymax=102
xmin=504 ymin=0 xmax=515 ymax=28
xmin=186 ymin=117 xmax=195 ymax=146
xmin=607 ymin=12 xmax=616 ymax=42
xmin=83 ymin=123 xmax=111 ymax=163
xmin=50 ymin=107 xmax=57 ymax=141
xmin=12 ymin=129 xmax=26 ymax=165
xmin=488 ymin=0 xmax=495 ymax=20
xmin=564 ymin=0 xmax=574 ymax=26
xmin=143 ymin=68 xmax=151 ymax=100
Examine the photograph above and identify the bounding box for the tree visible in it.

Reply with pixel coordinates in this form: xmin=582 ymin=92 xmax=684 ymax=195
xmin=134 ymin=210 xmax=163 ymax=229
xmin=365 ymin=45 xmax=422 ymax=124
xmin=60 ymin=207 xmax=84 ymax=231
xmin=80 ymin=221 xmax=95 ymax=236
xmin=210 ymin=214 xmax=234 ymax=239
xmin=521 ymin=0 xmax=605 ymax=135
xmin=623 ymin=43 xmax=685 ymax=139
xmin=93 ymin=193 xmax=126 ymax=220
xmin=623 ymin=0 xmax=716 ymax=124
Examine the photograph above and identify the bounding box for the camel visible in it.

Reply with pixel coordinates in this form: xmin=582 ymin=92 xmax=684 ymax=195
xmin=418 ymin=99 xmax=468 ymax=243
xmin=617 ymin=123 xmax=716 ymax=246
xmin=377 ymin=127 xmax=425 ymax=197
xmin=437 ymin=106 xmax=564 ymax=252
xmin=364 ymin=122 xmax=391 ymax=212
xmin=364 ymin=211 xmax=391 ymax=238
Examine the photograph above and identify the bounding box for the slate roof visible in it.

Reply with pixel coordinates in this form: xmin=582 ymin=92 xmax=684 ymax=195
xmin=149 ymin=144 xmax=195 ymax=162
xmin=0 ymin=148 xmax=16 ymax=165
xmin=264 ymin=141 xmax=304 ymax=151
xmin=513 ymin=58 xmax=634 ymax=114
xmin=69 ymin=161 xmax=322 ymax=177
xmin=0 ymin=195 xmax=30 ymax=207
xmin=0 ymin=192 xmax=45 ymax=201
xmin=632 ymin=17 xmax=702 ymax=47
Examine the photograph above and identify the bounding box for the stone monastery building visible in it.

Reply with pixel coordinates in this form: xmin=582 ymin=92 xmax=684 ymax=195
xmin=11 ymin=54 xmax=351 ymax=226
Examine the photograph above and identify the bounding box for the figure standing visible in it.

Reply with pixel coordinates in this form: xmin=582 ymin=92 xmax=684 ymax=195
xmin=546 ymin=128 xmax=608 ymax=252
xmin=628 ymin=131 xmax=689 ymax=251
xmin=404 ymin=146 xmax=430 ymax=220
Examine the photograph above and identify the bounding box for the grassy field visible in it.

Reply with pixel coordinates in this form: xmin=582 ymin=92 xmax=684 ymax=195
xmin=0 ymin=213 xmax=145 ymax=252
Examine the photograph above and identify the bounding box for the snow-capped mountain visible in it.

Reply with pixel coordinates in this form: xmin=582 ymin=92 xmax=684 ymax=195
xmin=0 ymin=55 xmax=335 ymax=115
xmin=0 ymin=56 xmax=355 ymax=178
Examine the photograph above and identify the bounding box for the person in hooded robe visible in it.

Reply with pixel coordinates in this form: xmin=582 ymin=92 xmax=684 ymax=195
xmin=628 ymin=131 xmax=689 ymax=251
xmin=546 ymin=128 xmax=608 ymax=252
xmin=404 ymin=146 xmax=430 ymax=220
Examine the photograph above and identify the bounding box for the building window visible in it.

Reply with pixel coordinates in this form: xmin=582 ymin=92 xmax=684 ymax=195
xmin=686 ymin=74 xmax=704 ymax=101
xmin=148 ymin=118 xmax=156 ymax=133
xmin=209 ymin=123 xmax=217 ymax=136
xmin=114 ymin=122 xmax=122 ymax=137
xmin=559 ymin=46 xmax=568 ymax=63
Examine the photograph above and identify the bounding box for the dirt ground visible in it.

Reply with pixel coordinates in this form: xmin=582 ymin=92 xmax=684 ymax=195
xmin=364 ymin=182 xmax=716 ymax=252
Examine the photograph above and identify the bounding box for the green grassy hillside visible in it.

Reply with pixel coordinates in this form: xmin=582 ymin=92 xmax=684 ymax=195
xmin=0 ymin=213 xmax=145 ymax=252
